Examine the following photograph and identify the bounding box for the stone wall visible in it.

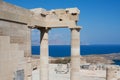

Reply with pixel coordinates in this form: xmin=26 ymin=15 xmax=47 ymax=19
xmin=0 ymin=20 xmax=31 ymax=57
xmin=0 ymin=1 xmax=32 ymax=57
xmin=0 ymin=1 xmax=32 ymax=80
xmin=0 ymin=20 xmax=31 ymax=80
xmin=0 ymin=36 xmax=25 ymax=80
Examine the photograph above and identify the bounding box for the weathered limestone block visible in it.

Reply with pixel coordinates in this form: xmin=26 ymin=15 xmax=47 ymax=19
xmin=30 ymin=8 xmax=80 ymax=28
xmin=31 ymin=8 xmax=48 ymax=16
xmin=0 ymin=20 xmax=31 ymax=57
xmin=0 ymin=36 xmax=25 ymax=80
xmin=31 ymin=8 xmax=46 ymax=19
xmin=51 ymin=9 xmax=70 ymax=20
xmin=106 ymin=66 xmax=119 ymax=80
xmin=45 ymin=20 xmax=76 ymax=28
xmin=52 ymin=9 xmax=66 ymax=15
xmin=46 ymin=13 xmax=59 ymax=21
xmin=66 ymin=8 xmax=80 ymax=21
xmin=10 ymin=36 xmax=25 ymax=44
xmin=0 ymin=28 xmax=4 ymax=35
xmin=0 ymin=2 xmax=31 ymax=16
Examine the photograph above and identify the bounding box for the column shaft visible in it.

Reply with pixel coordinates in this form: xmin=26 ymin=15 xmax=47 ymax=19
xmin=40 ymin=29 xmax=49 ymax=80
xmin=70 ymin=28 xmax=80 ymax=80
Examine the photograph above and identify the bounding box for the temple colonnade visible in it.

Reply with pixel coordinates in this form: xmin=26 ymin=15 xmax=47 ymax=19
xmin=37 ymin=27 xmax=81 ymax=80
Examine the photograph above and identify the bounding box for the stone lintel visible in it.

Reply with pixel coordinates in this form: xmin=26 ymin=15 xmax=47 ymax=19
xmin=45 ymin=20 xmax=76 ymax=28
xmin=30 ymin=20 xmax=77 ymax=28
xmin=28 ymin=19 xmax=46 ymax=28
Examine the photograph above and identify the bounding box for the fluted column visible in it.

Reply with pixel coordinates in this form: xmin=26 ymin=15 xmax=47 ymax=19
xmin=70 ymin=28 xmax=81 ymax=80
xmin=39 ymin=28 xmax=50 ymax=80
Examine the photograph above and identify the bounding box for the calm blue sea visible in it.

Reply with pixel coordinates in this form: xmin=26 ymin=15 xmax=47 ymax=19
xmin=32 ymin=45 xmax=120 ymax=65
xmin=32 ymin=45 xmax=120 ymax=57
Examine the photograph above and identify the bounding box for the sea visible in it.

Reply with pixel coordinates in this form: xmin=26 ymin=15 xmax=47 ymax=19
xmin=32 ymin=45 xmax=120 ymax=65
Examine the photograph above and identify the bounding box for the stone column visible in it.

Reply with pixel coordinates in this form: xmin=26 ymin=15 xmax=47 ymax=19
xmin=70 ymin=28 xmax=81 ymax=80
xmin=106 ymin=67 xmax=118 ymax=80
xmin=39 ymin=28 xmax=50 ymax=80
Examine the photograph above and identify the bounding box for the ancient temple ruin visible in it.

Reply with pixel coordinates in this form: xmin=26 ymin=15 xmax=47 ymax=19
xmin=0 ymin=1 xmax=81 ymax=80
xmin=1 ymin=1 xmax=120 ymax=80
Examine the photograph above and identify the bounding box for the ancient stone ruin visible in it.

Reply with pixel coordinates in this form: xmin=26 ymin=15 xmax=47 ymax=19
xmin=0 ymin=1 xmax=120 ymax=80
xmin=0 ymin=1 xmax=81 ymax=80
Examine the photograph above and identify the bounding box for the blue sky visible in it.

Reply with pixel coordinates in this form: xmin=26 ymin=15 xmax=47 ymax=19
xmin=4 ymin=0 xmax=120 ymax=45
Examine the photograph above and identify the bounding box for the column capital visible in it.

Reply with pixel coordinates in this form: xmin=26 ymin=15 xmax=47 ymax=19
xmin=28 ymin=24 xmax=51 ymax=31
xmin=28 ymin=25 xmax=36 ymax=29
xmin=37 ymin=27 xmax=51 ymax=32
xmin=70 ymin=26 xmax=82 ymax=32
